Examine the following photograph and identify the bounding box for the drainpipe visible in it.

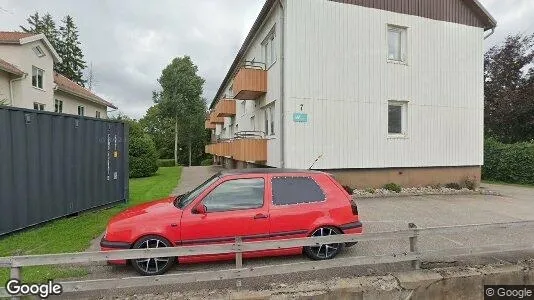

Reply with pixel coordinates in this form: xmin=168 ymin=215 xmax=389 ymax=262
xmin=278 ymin=0 xmax=285 ymax=168
xmin=484 ymin=28 xmax=495 ymax=40
xmin=9 ymin=74 xmax=27 ymax=107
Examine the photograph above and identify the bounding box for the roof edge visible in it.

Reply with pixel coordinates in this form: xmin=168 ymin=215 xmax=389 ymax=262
xmin=19 ymin=33 xmax=63 ymax=63
xmin=210 ymin=0 xmax=278 ymax=110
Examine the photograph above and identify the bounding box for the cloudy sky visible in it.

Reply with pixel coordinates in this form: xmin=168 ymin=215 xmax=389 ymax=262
xmin=0 ymin=0 xmax=532 ymax=119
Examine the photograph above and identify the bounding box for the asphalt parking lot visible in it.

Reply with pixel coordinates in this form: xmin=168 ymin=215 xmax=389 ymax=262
xmin=73 ymin=168 xmax=534 ymax=299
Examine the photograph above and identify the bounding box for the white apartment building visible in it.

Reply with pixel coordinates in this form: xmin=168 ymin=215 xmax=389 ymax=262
xmin=205 ymin=0 xmax=496 ymax=188
xmin=0 ymin=32 xmax=116 ymax=118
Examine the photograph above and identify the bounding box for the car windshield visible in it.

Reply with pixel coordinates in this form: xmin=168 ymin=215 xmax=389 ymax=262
xmin=175 ymin=174 xmax=220 ymax=209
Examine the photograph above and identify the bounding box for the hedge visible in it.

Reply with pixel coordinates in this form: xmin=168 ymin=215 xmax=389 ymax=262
xmin=157 ymin=159 xmax=176 ymax=167
xmin=200 ymin=158 xmax=213 ymax=166
xmin=129 ymin=134 xmax=158 ymax=178
xmin=482 ymin=138 xmax=534 ymax=185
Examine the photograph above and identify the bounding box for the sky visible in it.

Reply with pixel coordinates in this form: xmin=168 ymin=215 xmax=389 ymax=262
xmin=0 ymin=0 xmax=532 ymax=119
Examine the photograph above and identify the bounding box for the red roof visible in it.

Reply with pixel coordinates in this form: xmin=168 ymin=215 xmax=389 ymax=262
xmin=54 ymin=72 xmax=117 ymax=109
xmin=0 ymin=31 xmax=37 ymax=43
xmin=0 ymin=58 xmax=24 ymax=76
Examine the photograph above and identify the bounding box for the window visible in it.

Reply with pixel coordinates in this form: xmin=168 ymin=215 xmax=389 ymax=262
xmin=250 ymin=115 xmax=255 ymax=131
xmin=272 ymin=177 xmax=325 ymax=206
xmin=32 ymin=66 xmax=44 ymax=89
xmin=96 ymin=111 xmax=101 ymax=118
xmin=77 ymin=106 xmax=85 ymax=116
xmin=264 ymin=109 xmax=269 ymax=136
xmin=387 ymin=25 xmax=407 ymax=62
xmin=241 ymin=100 xmax=246 ymax=116
xmin=269 ymin=105 xmax=275 ymax=135
xmin=54 ymin=99 xmax=63 ymax=113
xmin=32 ymin=46 xmax=45 ymax=57
xmin=33 ymin=102 xmax=45 ymax=111
xmin=203 ymin=178 xmax=264 ymax=212
xmin=388 ymin=101 xmax=408 ymax=136
xmin=176 ymin=175 xmax=220 ymax=209
xmin=262 ymin=27 xmax=276 ymax=67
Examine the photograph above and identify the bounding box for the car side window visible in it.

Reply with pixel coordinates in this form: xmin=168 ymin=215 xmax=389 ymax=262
xmin=272 ymin=177 xmax=325 ymax=205
xmin=202 ymin=178 xmax=265 ymax=213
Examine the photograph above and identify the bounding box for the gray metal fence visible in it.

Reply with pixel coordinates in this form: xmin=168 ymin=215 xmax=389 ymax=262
xmin=0 ymin=106 xmax=129 ymax=236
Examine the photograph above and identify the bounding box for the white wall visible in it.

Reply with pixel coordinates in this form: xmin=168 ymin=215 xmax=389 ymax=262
xmin=0 ymin=72 xmax=10 ymax=103
xmin=218 ymin=4 xmax=283 ymax=167
xmin=55 ymin=91 xmax=108 ymax=118
xmin=283 ymin=0 xmax=484 ymax=170
xmin=0 ymin=41 xmax=55 ymax=110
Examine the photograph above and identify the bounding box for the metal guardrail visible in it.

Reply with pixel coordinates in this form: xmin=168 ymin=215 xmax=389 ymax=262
xmin=1 ymin=220 xmax=534 ymax=297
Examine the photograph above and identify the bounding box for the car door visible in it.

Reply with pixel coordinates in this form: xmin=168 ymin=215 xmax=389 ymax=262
xmin=180 ymin=174 xmax=270 ymax=260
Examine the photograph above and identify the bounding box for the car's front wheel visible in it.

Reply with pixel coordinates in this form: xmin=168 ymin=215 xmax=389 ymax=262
xmin=131 ymin=235 xmax=175 ymax=276
xmin=303 ymin=226 xmax=344 ymax=260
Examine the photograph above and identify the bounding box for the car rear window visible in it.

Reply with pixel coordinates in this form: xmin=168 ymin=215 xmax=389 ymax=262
xmin=272 ymin=176 xmax=325 ymax=205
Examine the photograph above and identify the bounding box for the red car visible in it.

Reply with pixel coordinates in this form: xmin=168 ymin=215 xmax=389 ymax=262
xmin=101 ymin=169 xmax=362 ymax=276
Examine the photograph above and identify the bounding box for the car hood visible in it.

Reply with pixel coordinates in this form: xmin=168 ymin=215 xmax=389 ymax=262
xmin=110 ymin=197 xmax=180 ymax=224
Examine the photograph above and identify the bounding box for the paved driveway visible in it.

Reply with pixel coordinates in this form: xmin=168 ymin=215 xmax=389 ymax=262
xmin=75 ymin=168 xmax=534 ymax=298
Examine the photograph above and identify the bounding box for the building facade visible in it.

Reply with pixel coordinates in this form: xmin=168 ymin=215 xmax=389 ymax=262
xmin=205 ymin=0 xmax=496 ymax=188
xmin=0 ymin=32 xmax=116 ymax=118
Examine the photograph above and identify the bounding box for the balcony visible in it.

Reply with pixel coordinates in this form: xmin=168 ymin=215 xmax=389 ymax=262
xmin=215 ymin=99 xmax=236 ymax=117
xmin=205 ymin=132 xmax=267 ymax=162
xmin=205 ymin=120 xmax=216 ymax=129
xmin=209 ymin=111 xmax=224 ymax=124
xmin=232 ymin=67 xmax=267 ymax=100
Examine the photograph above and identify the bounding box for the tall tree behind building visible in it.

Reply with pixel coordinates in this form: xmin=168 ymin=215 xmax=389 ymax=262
xmin=20 ymin=13 xmax=87 ymax=86
xmin=484 ymin=33 xmax=534 ymax=143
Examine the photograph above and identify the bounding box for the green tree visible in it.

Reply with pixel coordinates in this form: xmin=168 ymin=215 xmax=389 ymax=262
xmin=154 ymin=56 xmax=206 ymax=166
xmin=21 ymin=13 xmax=87 ymax=86
xmin=139 ymin=105 xmax=175 ymax=159
xmin=484 ymin=33 xmax=534 ymax=143
xmin=125 ymin=119 xmax=158 ymax=178
xmin=57 ymin=15 xmax=87 ymax=86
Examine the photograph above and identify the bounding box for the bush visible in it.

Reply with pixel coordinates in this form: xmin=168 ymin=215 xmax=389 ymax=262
xmin=382 ymin=183 xmax=402 ymax=193
xmin=364 ymin=187 xmax=376 ymax=194
xmin=157 ymin=159 xmax=176 ymax=167
xmin=444 ymin=183 xmax=462 ymax=190
xmin=129 ymin=134 xmax=158 ymax=178
xmin=200 ymin=158 xmax=213 ymax=166
xmin=483 ymin=138 xmax=534 ymax=185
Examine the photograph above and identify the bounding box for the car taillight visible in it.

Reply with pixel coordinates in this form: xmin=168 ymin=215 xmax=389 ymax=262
xmin=351 ymin=203 xmax=359 ymax=215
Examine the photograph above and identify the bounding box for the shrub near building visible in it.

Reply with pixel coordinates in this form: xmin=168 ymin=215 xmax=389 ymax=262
xmin=128 ymin=120 xmax=159 ymax=178
xmin=483 ymin=138 xmax=534 ymax=185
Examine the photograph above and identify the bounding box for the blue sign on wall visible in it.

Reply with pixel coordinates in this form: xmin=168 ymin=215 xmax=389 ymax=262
xmin=293 ymin=112 xmax=308 ymax=123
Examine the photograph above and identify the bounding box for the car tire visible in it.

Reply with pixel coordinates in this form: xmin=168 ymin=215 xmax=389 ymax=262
xmin=131 ymin=235 xmax=175 ymax=276
xmin=303 ymin=226 xmax=345 ymax=260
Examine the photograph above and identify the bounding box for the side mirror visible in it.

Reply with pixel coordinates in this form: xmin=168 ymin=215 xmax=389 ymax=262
xmin=193 ymin=204 xmax=207 ymax=215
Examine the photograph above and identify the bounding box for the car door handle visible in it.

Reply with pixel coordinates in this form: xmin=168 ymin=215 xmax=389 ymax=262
xmin=253 ymin=213 xmax=269 ymax=219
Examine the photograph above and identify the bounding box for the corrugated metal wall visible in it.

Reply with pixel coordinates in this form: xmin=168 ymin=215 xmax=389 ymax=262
xmin=0 ymin=107 xmax=129 ymax=236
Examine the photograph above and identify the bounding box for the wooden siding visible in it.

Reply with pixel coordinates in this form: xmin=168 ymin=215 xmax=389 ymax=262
xmin=207 ymin=139 xmax=267 ymax=162
xmin=205 ymin=120 xmax=216 ymax=129
xmin=209 ymin=112 xmax=224 ymax=124
xmin=329 ymin=0 xmax=494 ymax=30
xmin=232 ymin=68 xmax=267 ymax=100
xmin=215 ymin=99 xmax=236 ymax=117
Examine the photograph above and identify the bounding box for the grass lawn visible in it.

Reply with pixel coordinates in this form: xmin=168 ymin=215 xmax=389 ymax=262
xmin=0 ymin=166 xmax=182 ymax=284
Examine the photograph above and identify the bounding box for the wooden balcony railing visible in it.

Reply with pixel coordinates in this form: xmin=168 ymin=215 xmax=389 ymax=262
xmin=232 ymin=68 xmax=267 ymax=100
xmin=209 ymin=112 xmax=224 ymax=124
xmin=205 ymin=120 xmax=216 ymax=129
xmin=205 ymin=138 xmax=267 ymax=162
xmin=215 ymin=99 xmax=236 ymax=117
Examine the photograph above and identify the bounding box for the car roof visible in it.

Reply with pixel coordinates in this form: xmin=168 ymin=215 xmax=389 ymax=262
xmin=218 ymin=168 xmax=327 ymax=176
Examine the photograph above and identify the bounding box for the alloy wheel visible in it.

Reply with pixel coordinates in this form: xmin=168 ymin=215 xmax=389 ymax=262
xmin=134 ymin=238 xmax=172 ymax=275
xmin=308 ymin=227 xmax=342 ymax=259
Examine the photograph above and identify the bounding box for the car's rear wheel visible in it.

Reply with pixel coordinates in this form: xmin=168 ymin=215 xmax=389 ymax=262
xmin=303 ymin=226 xmax=344 ymax=260
xmin=131 ymin=235 xmax=175 ymax=276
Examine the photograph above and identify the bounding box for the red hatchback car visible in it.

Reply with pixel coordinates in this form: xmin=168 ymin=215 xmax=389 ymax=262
xmin=101 ymin=169 xmax=362 ymax=276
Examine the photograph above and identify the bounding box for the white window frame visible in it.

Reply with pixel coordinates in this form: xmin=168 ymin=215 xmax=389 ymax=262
xmin=269 ymin=105 xmax=275 ymax=136
xmin=387 ymin=100 xmax=408 ymax=138
xmin=32 ymin=66 xmax=44 ymax=89
xmin=250 ymin=115 xmax=256 ymax=131
xmin=33 ymin=102 xmax=45 ymax=111
xmin=387 ymin=25 xmax=407 ymax=63
xmin=33 ymin=46 xmax=45 ymax=57
xmin=78 ymin=105 xmax=85 ymax=117
xmin=96 ymin=111 xmax=101 ymax=119
xmin=262 ymin=26 xmax=277 ymax=69
xmin=54 ymin=99 xmax=63 ymax=113
xmin=240 ymin=100 xmax=246 ymax=116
